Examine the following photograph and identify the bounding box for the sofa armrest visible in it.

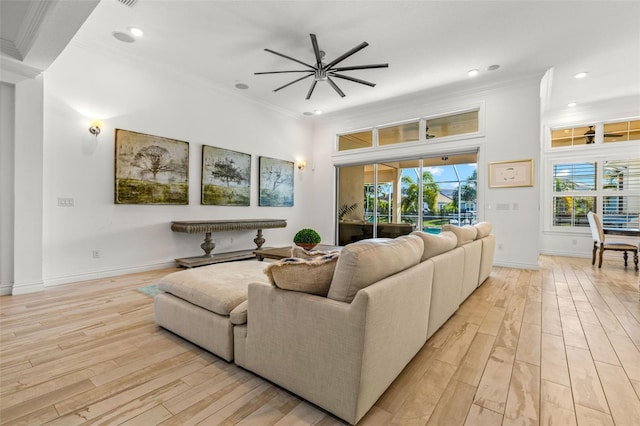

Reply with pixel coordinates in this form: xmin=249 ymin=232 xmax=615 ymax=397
xmin=241 ymin=259 xmax=433 ymax=424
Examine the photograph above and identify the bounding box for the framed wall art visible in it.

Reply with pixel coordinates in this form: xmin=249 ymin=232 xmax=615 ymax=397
xmin=259 ymin=156 xmax=294 ymax=207
xmin=488 ymin=159 xmax=534 ymax=188
xmin=201 ymin=145 xmax=251 ymax=206
xmin=114 ymin=129 xmax=189 ymax=204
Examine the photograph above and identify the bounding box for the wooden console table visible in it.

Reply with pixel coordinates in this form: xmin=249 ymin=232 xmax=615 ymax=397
xmin=171 ymin=219 xmax=287 ymax=267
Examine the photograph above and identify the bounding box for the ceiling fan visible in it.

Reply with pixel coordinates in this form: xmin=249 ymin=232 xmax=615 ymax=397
xmin=255 ymin=34 xmax=388 ymax=100
xmin=584 ymin=125 xmax=623 ymax=144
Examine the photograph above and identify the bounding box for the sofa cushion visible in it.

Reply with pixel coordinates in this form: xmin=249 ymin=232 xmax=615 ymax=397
xmin=327 ymin=235 xmax=424 ymax=303
xmin=410 ymin=230 xmax=458 ymax=261
xmin=290 ymin=245 xmax=340 ymax=259
xmin=442 ymin=224 xmax=477 ymax=246
xmin=474 ymin=222 xmax=493 ymax=239
xmin=264 ymin=253 xmax=340 ymax=296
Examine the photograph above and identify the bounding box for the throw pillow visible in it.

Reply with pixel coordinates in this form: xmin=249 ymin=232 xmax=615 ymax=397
xmin=410 ymin=230 xmax=458 ymax=261
xmin=290 ymin=245 xmax=340 ymax=259
xmin=442 ymin=224 xmax=477 ymax=246
xmin=474 ymin=222 xmax=493 ymax=239
xmin=264 ymin=253 xmax=340 ymax=297
xmin=327 ymin=234 xmax=424 ymax=303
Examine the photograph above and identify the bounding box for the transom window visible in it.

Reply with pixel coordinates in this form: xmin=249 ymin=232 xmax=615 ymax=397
xmin=337 ymin=109 xmax=479 ymax=152
xmin=551 ymin=119 xmax=640 ymax=148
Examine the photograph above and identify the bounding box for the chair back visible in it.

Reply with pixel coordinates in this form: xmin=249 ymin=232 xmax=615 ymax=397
xmin=587 ymin=211 xmax=604 ymax=244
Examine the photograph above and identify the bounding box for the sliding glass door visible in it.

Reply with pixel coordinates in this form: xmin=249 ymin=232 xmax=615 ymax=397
xmin=336 ymin=153 xmax=477 ymax=244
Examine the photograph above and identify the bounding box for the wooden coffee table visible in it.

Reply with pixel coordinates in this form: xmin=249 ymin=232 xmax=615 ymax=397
xmin=254 ymin=245 xmax=341 ymax=261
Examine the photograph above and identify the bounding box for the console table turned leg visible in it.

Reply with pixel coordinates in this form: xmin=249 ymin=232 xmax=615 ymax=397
xmin=201 ymin=232 xmax=216 ymax=256
xmin=254 ymin=228 xmax=265 ymax=249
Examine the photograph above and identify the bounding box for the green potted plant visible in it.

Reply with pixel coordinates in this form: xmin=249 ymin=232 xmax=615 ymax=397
xmin=293 ymin=228 xmax=321 ymax=250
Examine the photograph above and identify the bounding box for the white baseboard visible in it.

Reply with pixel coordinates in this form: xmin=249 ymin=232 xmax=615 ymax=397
xmin=0 ymin=283 xmax=13 ymax=295
xmin=539 ymin=250 xmax=591 ymax=259
xmin=43 ymin=261 xmax=177 ymax=287
xmin=10 ymin=279 xmax=45 ymax=295
xmin=493 ymin=260 xmax=540 ymax=271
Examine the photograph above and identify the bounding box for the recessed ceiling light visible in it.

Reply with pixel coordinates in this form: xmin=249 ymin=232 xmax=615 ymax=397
xmin=129 ymin=27 xmax=144 ymax=37
xmin=112 ymin=31 xmax=135 ymax=43
xmin=468 ymin=69 xmax=479 ymax=77
xmin=234 ymin=83 xmax=249 ymax=90
xmin=574 ymin=72 xmax=588 ymax=79
xmin=314 ymin=110 xmax=323 ymax=115
xmin=303 ymin=111 xmax=313 ymax=116
xmin=568 ymin=102 xmax=577 ymax=107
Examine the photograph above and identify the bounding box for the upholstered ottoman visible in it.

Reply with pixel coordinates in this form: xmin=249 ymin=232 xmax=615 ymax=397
xmin=154 ymin=260 xmax=269 ymax=361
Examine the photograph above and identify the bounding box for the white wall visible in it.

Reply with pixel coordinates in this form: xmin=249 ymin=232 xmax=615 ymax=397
xmin=311 ymin=74 xmax=542 ymax=269
xmin=41 ymin=42 xmax=314 ymax=286
xmin=12 ymin=76 xmax=45 ymax=294
xmin=0 ymin=83 xmax=15 ymax=294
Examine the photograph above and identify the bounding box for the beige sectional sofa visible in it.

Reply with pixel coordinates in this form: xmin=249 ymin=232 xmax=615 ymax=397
xmin=154 ymin=222 xmax=495 ymax=424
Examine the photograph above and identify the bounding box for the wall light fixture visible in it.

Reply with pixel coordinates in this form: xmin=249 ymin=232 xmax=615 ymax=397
xmin=297 ymin=160 xmax=307 ymax=170
xmin=89 ymin=120 xmax=103 ymax=136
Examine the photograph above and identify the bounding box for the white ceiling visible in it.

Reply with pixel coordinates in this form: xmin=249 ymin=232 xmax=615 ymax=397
xmin=2 ymin=0 xmax=639 ymax=117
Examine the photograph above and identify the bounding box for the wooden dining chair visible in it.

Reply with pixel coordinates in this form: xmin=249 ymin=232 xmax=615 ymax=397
xmin=587 ymin=211 xmax=639 ymax=271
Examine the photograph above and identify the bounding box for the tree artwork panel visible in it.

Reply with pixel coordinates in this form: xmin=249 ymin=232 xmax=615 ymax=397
xmin=114 ymin=129 xmax=189 ymax=204
xmin=259 ymin=156 xmax=294 ymax=207
xmin=201 ymin=145 xmax=251 ymax=206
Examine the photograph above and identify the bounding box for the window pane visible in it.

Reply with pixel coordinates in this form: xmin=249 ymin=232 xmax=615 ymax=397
xmin=337 ymin=164 xmax=370 ymax=246
xmin=425 ymin=111 xmax=478 ymax=139
xmin=553 ymin=162 xmax=596 ymax=192
xmin=378 ymin=121 xmax=419 ymax=146
xmin=551 ymin=128 xmax=573 ymax=148
xmin=604 ymin=119 xmax=640 ymax=143
xmin=553 ymin=196 xmax=595 ymax=227
xmin=551 ymin=125 xmax=594 ymax=147
xmin=422 ymin=159 xmax=477 ymax=232
xmin=338 ymin=130 xmax=372 ymax=151
xmin=603 ymin=160 xmax=640 ymax=191
xmin=602 ymin=196 xmax=640 ymax=229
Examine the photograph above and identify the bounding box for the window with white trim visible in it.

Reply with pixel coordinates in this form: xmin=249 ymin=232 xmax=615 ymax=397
xmin=550 ymin=158 xmax=639 ymax=230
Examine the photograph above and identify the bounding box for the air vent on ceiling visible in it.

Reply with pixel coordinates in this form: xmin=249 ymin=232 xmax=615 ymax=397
xmin=117 ymin=0 xmax=138 ymax=7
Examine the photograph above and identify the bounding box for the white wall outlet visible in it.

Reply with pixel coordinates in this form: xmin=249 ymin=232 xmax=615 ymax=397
xmin=497 ymin=243 xmax=503 ymax=250
xmin=57 ymin=197 xmax=74 ymax=207
xmin=92 ymin=250 xmax=100 ymax=259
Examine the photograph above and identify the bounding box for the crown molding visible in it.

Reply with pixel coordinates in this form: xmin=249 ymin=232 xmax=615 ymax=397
xmin=0 ymin=56 xmax=42 ymax=84
xmin=14 ymin=0 xmax=53 ymax=61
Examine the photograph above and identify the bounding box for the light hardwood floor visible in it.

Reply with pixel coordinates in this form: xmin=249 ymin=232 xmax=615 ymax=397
xmin=1 ymin=255 xmax=639 ymax=425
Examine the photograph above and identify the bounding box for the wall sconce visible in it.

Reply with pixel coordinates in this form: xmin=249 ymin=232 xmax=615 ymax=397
xmin=89 ymin=120 xmax=103 ymax=136
xmin=297 ymin=160 xmax=307 ymax=171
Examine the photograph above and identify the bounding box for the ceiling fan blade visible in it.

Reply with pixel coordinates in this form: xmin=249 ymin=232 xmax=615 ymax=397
xmin=310 ymin=34 xmax=323 ymax=67
xmin=264 ymin=48 xmax=316 ymax=70
xmin=332 ymin=64 xmax=389 ymax=72
xmin=306 ymin=80 xmax=318 ymax=100
xmin=325 ymin=41 xmax=368 ymax=69
xmin=604 ymin=133 xmax=624 ymax=137
xmin=273 ymin=73 xmax=313 ymax=92
xmin=326 ymin=77 xmax=346 ymax=97
xmin=331 ymin=73 xmax=376 ymax=87
xmin=254 ymin=70 xmax=313 ymax=75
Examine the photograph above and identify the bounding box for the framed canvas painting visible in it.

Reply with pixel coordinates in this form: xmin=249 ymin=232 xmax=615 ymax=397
xmin=488 ymin=159 xmax=534 ymax=188
xmin=114 ymin=129 xmax=189 ymax=204
xmin=201 ymin=145 xmax=251 ymax=206
xmin=259 ymin=156 xmax=294 ymax=206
